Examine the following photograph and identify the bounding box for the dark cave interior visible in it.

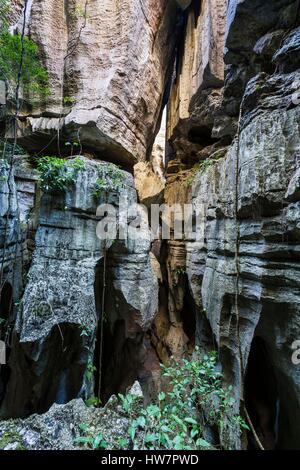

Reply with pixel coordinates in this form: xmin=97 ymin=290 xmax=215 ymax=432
xmin=245 ymin=336 xmax=279 ymax=450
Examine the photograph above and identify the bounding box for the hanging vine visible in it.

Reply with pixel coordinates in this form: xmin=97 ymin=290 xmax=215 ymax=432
xmin=233 ymin=94 xmax=265 ymax=451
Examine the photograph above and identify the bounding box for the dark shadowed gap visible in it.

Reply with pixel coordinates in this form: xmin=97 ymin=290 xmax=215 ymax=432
xmin=0 ymin=281 xmax=13 ymax=327
xmin=245 ymin=337 xmax=279 ymax=450
xmin=188 ymin=125 xmax=219 ymax=146
xmin=0 ymin=322 xmax=87 ymax=418
xmin=181 ymin=276 xmax=197 ymax=351
xmin=0 ymin=282 xmax=13 ymax=405
xmin=93 ymin=254 xmax=141 ymax=405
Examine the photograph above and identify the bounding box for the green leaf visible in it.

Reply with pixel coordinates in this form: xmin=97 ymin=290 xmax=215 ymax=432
xmin=78 ymin=423 xmax=88 ymax=432
xmin=74 ymin=436 xmax=92 ymax=445
xmin=136 ymin=416 xmax=146 ymax=428
xmin=184 ymin=417 xmax=198 ymax=425
xmin=93 ymin=434 xmax=103 ymax=449
xmin=144 ymin=434 xmax=158 ymax=444
xmin=196 ymin=438 xmax=211 ymax=448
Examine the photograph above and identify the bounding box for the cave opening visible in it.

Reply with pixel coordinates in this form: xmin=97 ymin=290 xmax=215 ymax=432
xmin=93 ymin=253 xmax=142 ymax=405
xmin=0 ymin=282 xmax=13 ymax=406
xmin=0 ymin=281 xmax=13 ymax=330
xmin=181 ymin=275 xmax=196 ymax=351
xmin=187 ymin=125 xmax=219 ymax=147
xmin=245 ymin=336 xmax=279 ymax=450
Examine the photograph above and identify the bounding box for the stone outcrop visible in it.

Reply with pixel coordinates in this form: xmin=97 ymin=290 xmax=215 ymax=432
xmin=167 ymin=0 xmax=227 ymax=163
xmin=0 ymin=157 xmax=158 ymax=418
xmin=10 ymin=0 xmax=179 ymax=167
xmin=1 ymin=0 xmax=300 ymax=451
xmin=0 ymin=382 xmax=143 ymax=450
xmin=163 ymin=0 xmax=300 ymax=450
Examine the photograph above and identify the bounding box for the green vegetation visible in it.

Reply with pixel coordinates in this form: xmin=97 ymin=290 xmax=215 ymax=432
xmin=79 ymin=324 xmax=92 ymax=338
xmin=86 ymin=360 xmax=97 ymax=382
xmin=0 ymin=0 xmax=50 ymax=100
xmin=64 ymin=140 xmax=80 ymax=156
xmin=0 ymin=0 xmax=10 ymax=32
xmin=75 ymin=424 xmax=108 ymax=449
xmin=185 ymin=159 xmax=216 ymax=188
xmin=93 ymin=163 xmax=125 ymax=198
xmin=37 ymin=156 xmax=85 ymax=192
xmin=85 ymin=396 xmax=101 ymax=408
xmin=0 ymin=431 xmax=25 ymax=450
xmin=0 ymin=33 xmax=50 ymax=99
xmin=63 ymin=96 xmax=75 ymax=106
xmin=174 ymin=266 xmax=186 ymax=275
xmin=78 ymin=351 xmax=248 ymax=450
xmin=120 ymin=351 xmax=247 ymax=450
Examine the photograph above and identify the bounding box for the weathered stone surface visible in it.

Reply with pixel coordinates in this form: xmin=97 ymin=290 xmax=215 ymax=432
xmin=273 ymin=27 xmax=300 ymax=72
xmin=167 ymin=0 xmax=227 ymax=147
xmin=0 ymin=382 xmax=143 ymax=450
xmin=134 ymin=162 xmax=165 ymax=207
xmin=165 ymin=0 xmax=300 ymax=450
xmin=10 ymin=0 xmax=178 ymax=166
xmin=2 ymin=0 xmax=300 ymax=451
xmin=151 ymin=109 xmax=166 ymax=179
xmin=1 ymin=157 xmax=158 ymax=418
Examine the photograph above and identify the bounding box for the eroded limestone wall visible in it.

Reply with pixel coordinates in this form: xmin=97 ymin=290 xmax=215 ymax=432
xmin=164 ymin=0 xmax=300 ymax=449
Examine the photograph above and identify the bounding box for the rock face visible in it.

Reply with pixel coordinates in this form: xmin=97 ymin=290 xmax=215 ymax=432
xmin=0 ymin=382 xmax=143 ymax=450
xmin=164 ymin=0 xmax=300 ymax=450
xmin=167 ymin=0 xmax=227 ymax=162
xmin=10 ymin=0 xmax=178 ymax=167
xmin=1 ymin=0 xmax=300 ymax=452
xmin=0 ymin=157 xmax=158 ymax=418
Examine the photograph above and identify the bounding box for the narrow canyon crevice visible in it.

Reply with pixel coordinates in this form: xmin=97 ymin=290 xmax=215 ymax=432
xmin=245 ymin=337 xmax=279 ymax=450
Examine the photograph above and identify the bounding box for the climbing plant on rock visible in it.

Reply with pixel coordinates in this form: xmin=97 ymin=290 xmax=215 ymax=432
xmin=0 ymin=0 xmax=49 ymax=101
xmin=93 ymin=163 xmax=125 ymax=198
xmin=77 ymin=351 xmax=249 ymax=450
xmin=37 ymin=156 xmax=86 ymax=192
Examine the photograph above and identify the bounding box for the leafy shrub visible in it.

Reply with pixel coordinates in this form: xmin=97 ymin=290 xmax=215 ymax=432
xmin=174 ymin=266 xmax=186 ymax=275
xmin=122 ymin=351 xmax=247 ymax=450
xmin=85 ymin=396 xmax=101 ymax=408
xmin=79 ymin=351 xmax=248 ymax=450
xmin=75 ymin=424 xmax=108 ymax=449
xmin=0 ymin=32 xmax=50 ymax=99
xmin=63 ymin=96 xmax=75 ymax=106
xmin=37 ymin=156 xmax=85 ymax=192
xmin=0 ymin=0 xmax=49 ymax=100
xmin=93 ymin=163 xmax=125 ymax=198
xmin=0 ymin=0 xmax=10 ymax=33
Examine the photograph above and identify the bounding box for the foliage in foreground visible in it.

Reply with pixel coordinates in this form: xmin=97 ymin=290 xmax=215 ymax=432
xmin=37 ymin=156 xmax=85 ymax=192
xmin=76 ymin=351 xmax=248 ymax=450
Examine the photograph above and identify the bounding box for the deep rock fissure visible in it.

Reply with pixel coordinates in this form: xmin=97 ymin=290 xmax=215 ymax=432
xmin=94 ymin=248 xmax=144 ymax=404
xmin=245 ymin=336 xmax=279 ymax=450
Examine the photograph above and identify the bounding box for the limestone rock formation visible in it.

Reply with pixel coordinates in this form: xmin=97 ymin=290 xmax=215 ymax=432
xmin=9 ymin=0 xmax=178 ymax=167
xmin=0 ymin=157 xmax=158 ymax=418
xmin=1 ymin=0 xmax=300 ymax=452
xmin=0 ymin=382 xmax=143 ymax=450
xmin=163 ymin=0 xmax=300 ymax=450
